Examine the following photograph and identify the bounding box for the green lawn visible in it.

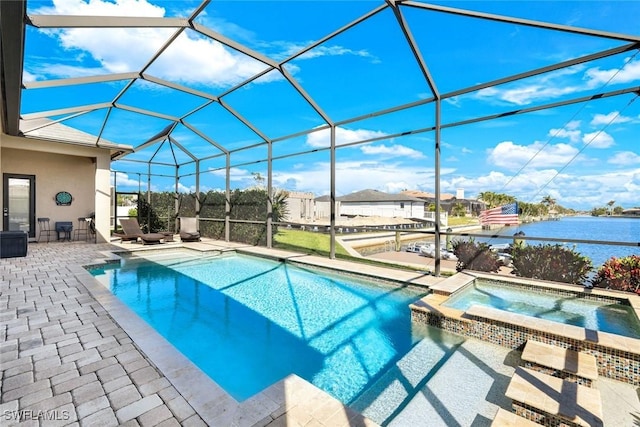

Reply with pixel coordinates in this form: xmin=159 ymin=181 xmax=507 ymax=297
xmin=273 ymin=227 xmax=454 ymax=275
xmin=273 ymin=228 xmax=351 ymax=257
xmin=447 ymin=216 xmax=480 ymax=226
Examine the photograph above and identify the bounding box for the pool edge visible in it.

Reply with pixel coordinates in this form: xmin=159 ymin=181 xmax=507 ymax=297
xmin=72 ymin=249 xmax=382 ymax=427
xmin=410 ymin=271 xmax=640 ymax=386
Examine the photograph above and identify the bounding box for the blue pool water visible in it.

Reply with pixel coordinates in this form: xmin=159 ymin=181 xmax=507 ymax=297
xmin=443 ymin=280 xmax=640 ymax=339
xmin=90 ymin=251 xmax=434 ymax=403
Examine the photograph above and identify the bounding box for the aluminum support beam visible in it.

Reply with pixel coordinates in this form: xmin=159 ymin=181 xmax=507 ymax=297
xmin=116 ymin=104 xmax=180 ymax=122
xmin=0 ymin=0 xmax=25 ymax=135
xmin=443 ymin=42 xmax=640 ymax=100
xmin=28 ymin=15 xmax=188 ymax=29
xmin=193 ymin=23 xmax=278 ymax=68
xmin=225 ymin=154 xmax=231 ymax=242
xmin=218 ymin=100 xmax=271 ymax=143
xmin=142 ymin=74 xmax=217 ymax=100
xmin=168 ymin=136 xmax=198 ymax=162
xmin=134 ymin=123 xmax=177 ymax=152
xmin=195 ymin=160 xmax=201 ymax=222
xmin=330 ymin=125 xmax=336 ymax=259
xmin=387 ymin=0 xmax=439 ymax=98
xmin=24 ymin=72 xmax=138 ymax=89
xmin=434 ymin=99 xmax=442 ymax=276
xmin=21 ymin=103 xmax=112 ymax=120
xmin=279 ymin=67 xmax=334 ymax=126
xmin=402 ymin=1 xmax=640 ymax=42
xmin=267 ymin=142 xmax=273 ymax=248
xmin=175 ymin=166 xmax=179 ymax=230
xmin=181 ymin=121 xmax=229 ymax=155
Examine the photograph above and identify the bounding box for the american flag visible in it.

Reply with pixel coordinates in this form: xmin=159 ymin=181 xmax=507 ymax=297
xmin=479 ymin=203 xmax=519 ymax=225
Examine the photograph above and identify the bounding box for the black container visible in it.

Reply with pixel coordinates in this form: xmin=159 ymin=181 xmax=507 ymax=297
xmin=0 ymin=231 xmax=28 ymax=258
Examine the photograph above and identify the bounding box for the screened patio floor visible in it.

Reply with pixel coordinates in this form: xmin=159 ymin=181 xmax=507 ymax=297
xmin=1 ymin=240 xmax=638 ymax=426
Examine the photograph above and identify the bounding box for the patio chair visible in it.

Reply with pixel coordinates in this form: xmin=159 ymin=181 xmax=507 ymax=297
xmin=75 ymin=217 xmax=90 ymax=241
xmin=179 ymin=217 xmax=201 ymax=242
xmin=37 ymin=217 xmax=54 ymax=243
xmin=116 ymin=218 xmax=164 ymax=245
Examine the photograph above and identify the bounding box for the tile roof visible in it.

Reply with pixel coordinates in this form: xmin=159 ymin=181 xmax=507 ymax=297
xmin=338 ymin=189 xmax=425 ymax=203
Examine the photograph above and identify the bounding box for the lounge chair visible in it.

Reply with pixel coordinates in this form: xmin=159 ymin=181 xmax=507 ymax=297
xmin=116 ymin=218 xmax=164 ymax=245
xmin=179 ymin=217 xmax=201 ymax=242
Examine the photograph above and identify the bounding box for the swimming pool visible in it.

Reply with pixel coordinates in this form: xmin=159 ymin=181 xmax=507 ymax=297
xmin=90 ymin=250 xmax=440 ymax=404
xmin=443 ymin=279 xmax=640 ymax=339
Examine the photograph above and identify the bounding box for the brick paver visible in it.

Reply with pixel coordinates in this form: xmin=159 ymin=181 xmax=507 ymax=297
xmin=1 ymin=241 xmax=388 ymax=427
xmin=0 ymin=243 xmax=205 ymax=426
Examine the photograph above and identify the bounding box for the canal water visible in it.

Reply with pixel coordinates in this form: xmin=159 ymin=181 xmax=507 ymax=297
xmin=472 ymin=216 xmax=639 ymax=268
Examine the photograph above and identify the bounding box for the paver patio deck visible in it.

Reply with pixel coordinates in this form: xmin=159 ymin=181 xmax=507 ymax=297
xmin=2 ymin=239 xmax=639 ymax=426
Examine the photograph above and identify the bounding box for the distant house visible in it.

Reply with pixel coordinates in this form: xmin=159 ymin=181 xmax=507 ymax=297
xmin=401 ymin=189 xmax=486 ymax=216
xmin=622 ymin=208 xmax=640 ymax=216
xmin=282 ymin=191 xmax=315 ymax=222
xmin=287 ymin=189 xmax=449 ymax=225
xmin=338 ymin=189 xmax=426 ymax=219
xmin=313 ymin=195 xmax=339 ymax=220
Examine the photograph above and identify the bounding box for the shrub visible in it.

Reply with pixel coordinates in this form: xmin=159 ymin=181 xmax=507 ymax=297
xmin=452 ymin=239 xmax=503 ymax=272
xmin=510 ymin=244 xmax=592 ymax=285
xmin=591 ymin=255 xmax=640 ymax=292
xmin=139 ymin=188 xmax=289 ymax=245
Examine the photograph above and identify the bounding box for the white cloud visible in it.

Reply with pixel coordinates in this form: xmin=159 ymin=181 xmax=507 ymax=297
xmin=110 ymin=171 xmax=144 ymax=188
xmin=487 ymin=141 xmax=579 ymax=170
xmin=590 ymin=111 xmax=634 ymax=127
xmin=28 ymin=64 xmax=108 ymax=79
xmin=293 ymin=44 xmax=378 ymax=63
xmin=474 ymin=58 xmax=640 ymax=106
xmin=209 ymin=166 xmax=254 ymax=182
xmin=306 ymin=126 xmax=388 ymax=148
xmin=35 ymin=0 xmax=166 ymax=16
xmin=271 ymin=160 xmax=455 ymax=196
xmin=22 ymin=70 xmax=37 ymax=82
xmin=177 ymin=183 xmax=192 ymax=193
xmin=477 ymin=83 xmax=579 ymax=106
xmin=444 ymin=166 xmax=640 ymax=210
xmin=33 ymin=0 xmax=377 ymax=87
xmin=548 ymin=120 xmax=581 ymax=143
xmin=584 ymin=58 xmax=640 ymax=87
xmin=360 ymin=144 xmax=425 ymax=159
xmin=150 ymin=32 xmax=271 ymax=86
xmin=608 ymin=151 xmax=640 ymax=165
xmin=583 ymin=131 xmax=614 ymax=148
xmin=32 ymin=0 xmax=271 ymax=87
xmin=475 ymin=66 xmax=583 ymax=106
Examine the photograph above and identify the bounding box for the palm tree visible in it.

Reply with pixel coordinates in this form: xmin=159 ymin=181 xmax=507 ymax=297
xmin=541 ymin=195 xmax=556 ymax=214
xmin=607 ymin=200 xmax=615 ymax=216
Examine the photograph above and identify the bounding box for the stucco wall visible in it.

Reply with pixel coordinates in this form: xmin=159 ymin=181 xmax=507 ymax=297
xmin=1 ymin=135 xmax=113 ymax=243
xmin=2 ymin=147 xmax=94 ymax=233
xmin=340 ymin=201 xmax=425 ymax=219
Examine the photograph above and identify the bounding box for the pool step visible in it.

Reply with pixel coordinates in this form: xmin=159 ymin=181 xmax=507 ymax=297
xmin=521 ymin=340 xmax=598 ymax=387
xmin=491 ymin=408 xmax=541 ymax=426
xmin=506 ymin=366 xmax=603 ymax=427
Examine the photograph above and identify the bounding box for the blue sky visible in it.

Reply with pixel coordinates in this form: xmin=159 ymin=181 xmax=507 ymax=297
xmin=22 ymin=0 xmax=640 ymax=210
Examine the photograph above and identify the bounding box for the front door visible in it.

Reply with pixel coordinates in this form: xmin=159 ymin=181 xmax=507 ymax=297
xmin=3 ymin=174 xmax=36 ymax=238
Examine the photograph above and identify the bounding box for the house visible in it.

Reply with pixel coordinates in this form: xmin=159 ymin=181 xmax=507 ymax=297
xmin=313 ymin=195 xmax=340 ymax=221
xmin=622 ymin=208 xmax=640 ymax=216
xmin=338 ymin=189 xmax=426 ymax=219
xmin=282 ymin=191 xmax=315 ymax=222
xmin=1 ymin=118 xmax=132 ymax=243
xmin=401 ymin=189 xmax=486 ymax=216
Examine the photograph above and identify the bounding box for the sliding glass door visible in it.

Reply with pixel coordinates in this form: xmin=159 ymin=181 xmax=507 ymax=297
xmin=3 ymin=174 xmax=36 ymax=238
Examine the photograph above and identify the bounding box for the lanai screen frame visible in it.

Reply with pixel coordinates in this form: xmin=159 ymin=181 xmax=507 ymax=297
xmin=4 ymin=0 xmax=640 ymax=275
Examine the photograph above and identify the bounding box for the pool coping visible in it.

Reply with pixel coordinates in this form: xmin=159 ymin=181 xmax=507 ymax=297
xmin=76 ymin=242 xmax=449 ymax=426
xmin=410 ymin=270 xmax=640 ymax=384
xmin=414 ymin=271 xmax=640 ymax=351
